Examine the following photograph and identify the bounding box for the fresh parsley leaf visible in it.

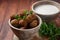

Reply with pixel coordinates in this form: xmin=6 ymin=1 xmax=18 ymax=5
xmin=14 ymin=14 xmax=20 ymax=20
xmin=39 ymin=22 xmax=60 ymax=40
xmin=23 ymin=10 xmax=28 ymax=15
xmin=29 ymin=10 xmax=33 ymax=14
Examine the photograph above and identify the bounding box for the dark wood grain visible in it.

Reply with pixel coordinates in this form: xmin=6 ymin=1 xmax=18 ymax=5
xmin=0 ymin=0 xmax=8 ymax=32
xmin=0 ymin=1 xmax=8 ymax=40
xmin=0 ymin=0 xmax=18 ymax=40
xmin=0 ymin=0 xmax=60 ymax=40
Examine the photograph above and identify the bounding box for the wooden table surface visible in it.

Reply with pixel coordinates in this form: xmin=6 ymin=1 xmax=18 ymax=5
xmin=0 ymin=0 xmax=60 ymax=40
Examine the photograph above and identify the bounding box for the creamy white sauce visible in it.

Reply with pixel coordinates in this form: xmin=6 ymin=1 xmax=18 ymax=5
xmin=34 ymin=5 xmax=59 ymax=15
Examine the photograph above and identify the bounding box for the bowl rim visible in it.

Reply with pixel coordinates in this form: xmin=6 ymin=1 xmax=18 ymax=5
xmin=8 ymin=15 xmax=42 ymax=31
xmin=31 ymin=0 xmax=60 ymax=16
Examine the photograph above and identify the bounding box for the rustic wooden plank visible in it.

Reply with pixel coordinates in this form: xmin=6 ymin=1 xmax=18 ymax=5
xmin=18 ymin=0 xmax=38 ymax=13
xmin=0 ymin=0 xmax=8 ymax=32
xmin=0 ymin=0 xmax=9 ymax=40
xmin=0 ymin=0 xmax=19 ymax=40
xmin=0 ymin=1 xmax=9 ymax=40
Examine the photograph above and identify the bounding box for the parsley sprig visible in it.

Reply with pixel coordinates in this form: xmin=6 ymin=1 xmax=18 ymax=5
xmin=39 ymin=22 xmax=60 ymax=40
xmin=14 ymin=10 xmax=33 ymax=20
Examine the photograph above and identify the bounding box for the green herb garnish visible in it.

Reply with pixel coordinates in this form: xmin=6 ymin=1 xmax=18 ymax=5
xmin=29 ymin=10 xmax=33 ymax=14
xmin=14 ymin=14 xmax=20 ymax=20
xmin=15 ymin=15 xmax=26 ymax=20
xmin=14 ymin=10 xmax=28 ymax=20
xmin=23 ymin=10 xmax=28 ymax=19
xmin=23 ymin=9 xmax=28 ymax=15
xmin=14 ymin=10 xmax=33 ymax=20
xmin=23 ymin=16 xmax=26 ymax=20
xmin=39 ymin=22 xmax=60 ymax=40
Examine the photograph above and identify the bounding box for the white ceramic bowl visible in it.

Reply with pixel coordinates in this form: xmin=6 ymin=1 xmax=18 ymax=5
xmin=32 ymin=1 xmax=60 ymax=22
xmin=8 ymin=15 xmax=42 ymax=40
xmin=32 ymin=1 xmax=60 ymax=15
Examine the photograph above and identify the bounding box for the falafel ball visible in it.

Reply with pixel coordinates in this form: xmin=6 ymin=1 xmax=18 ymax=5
xmin=25 ymin=14 xmax=37 ymax=23
xmin=11 ymin=19 xmax=19 ymax=28
xmin=30 ymin=20 xmax=38 ymax=28
xmin=19 ymin=19 xmax=27 ymax=28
